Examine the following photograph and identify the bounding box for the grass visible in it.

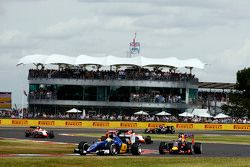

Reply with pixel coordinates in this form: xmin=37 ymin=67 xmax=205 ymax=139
xmin=0 ymin=139 xmax=75 ymax=154
xmin=1 ymin=138 xmax=250 ymax=167
xmin=67 ymin=133 xmax=250 ymax=145
xmin=1 ymin=157 xmax=250 ymax=167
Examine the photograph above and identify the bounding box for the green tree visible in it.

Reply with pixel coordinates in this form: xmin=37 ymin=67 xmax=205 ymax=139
xmin=222 ymin=68 xmax=250 ymax=118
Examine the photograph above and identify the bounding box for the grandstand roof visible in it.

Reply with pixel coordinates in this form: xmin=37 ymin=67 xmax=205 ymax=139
xmin=17 ymin=54 xmax=205 ymax=69
xmin=198 ymin=82 xmax=236 ymax=89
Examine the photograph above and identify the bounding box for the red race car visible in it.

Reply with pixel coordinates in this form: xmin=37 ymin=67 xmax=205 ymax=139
xmin=25 ymin=126 xmax=55 ymax=138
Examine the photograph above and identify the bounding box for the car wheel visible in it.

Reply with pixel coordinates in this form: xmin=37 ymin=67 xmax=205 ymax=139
xmin=144 ymin=136 xmax=152 ymax=144
xmin=109 ymin=143 xmax=118 ymax=155
xmin=78 ymin=141 xmax=89 ymax=156
xmin=131 ymin=143 xmax=142 ymax=155
xmin=159 ymin=142 xmax=167 ymax=154
xmin=194 ymin=142 xmax=202 ymax=154
xmin=25 ymin=132 xmax=31 ymax=137
xmin=48 ymin=131 xmax=55 ymax=139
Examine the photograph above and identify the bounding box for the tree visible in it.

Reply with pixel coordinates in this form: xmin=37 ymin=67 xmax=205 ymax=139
xmin=222 ymin=67 xmax=250 ymax=118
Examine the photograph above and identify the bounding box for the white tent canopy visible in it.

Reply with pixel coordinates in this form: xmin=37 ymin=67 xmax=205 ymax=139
xmin=155 ymin=111 xmax=171 ymax=116
xmin=17 ymin=54 xmax=205 ymax=69
xmin=66 ymin=108 xmax=82 ymax=113
xmin=16 ymin=54 xmax=48 ymax=66
xmin=134 ymin=111 xmax=149 ymax=115
xmin=179 ymin=112 xmax=194 ymax=117
xmin=214 ymin=113 xmax=230 ymax=119
xmin=192 ymin=109 xmax=212 ymax=118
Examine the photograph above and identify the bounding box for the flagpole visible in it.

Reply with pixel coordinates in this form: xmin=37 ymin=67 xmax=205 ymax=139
xmin=21 ymin=88 xmax=24 ymax=119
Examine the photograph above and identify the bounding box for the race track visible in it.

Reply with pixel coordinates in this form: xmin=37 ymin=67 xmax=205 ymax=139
xmin=0 ymin=127 xmax=250 ymax=157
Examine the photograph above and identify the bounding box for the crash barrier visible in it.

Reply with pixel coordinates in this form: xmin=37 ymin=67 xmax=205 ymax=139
xmin=0 ymin=119 xmax=250 ymax=131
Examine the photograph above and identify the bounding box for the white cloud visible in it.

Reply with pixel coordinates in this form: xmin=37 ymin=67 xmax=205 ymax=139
xmin=1 ymin=0 xmax=250 ymax=105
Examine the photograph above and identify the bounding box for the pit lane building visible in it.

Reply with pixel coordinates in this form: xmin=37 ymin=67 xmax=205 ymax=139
xmin=18 ymin=54 xmax=207 ymax=115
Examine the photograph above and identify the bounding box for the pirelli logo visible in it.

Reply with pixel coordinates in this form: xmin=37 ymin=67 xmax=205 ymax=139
xmin=0 ymin=120 xmax=1 ymax=125
xmin=148 ymin=123 xmax=165 ymax=128
xmin=65 ymin=121 xmax=82 ymax=126
xmin=176 ymin=123 xmax=193 ymax=129
xmin=38 ymin=121 xmax=55 ymax=126
xmin=205 ymin=124 xmax=222 ymax=129
xmin=12 ymin=120 xmax=28 ymax=125
xmin=120 ymin=122 xmax=137 ymax=128
xmin=92 ymin=122 xmax=109 ymax=127
xmin=234 ymin=125 xmax=250 ymax=130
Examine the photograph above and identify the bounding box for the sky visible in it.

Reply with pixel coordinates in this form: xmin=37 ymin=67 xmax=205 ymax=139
xmin=1 ymin=0 xmax=250 ymax=108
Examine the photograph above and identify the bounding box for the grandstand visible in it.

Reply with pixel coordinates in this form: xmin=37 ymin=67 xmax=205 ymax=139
xmin=17 ymin=54 xmax=233 ymax=117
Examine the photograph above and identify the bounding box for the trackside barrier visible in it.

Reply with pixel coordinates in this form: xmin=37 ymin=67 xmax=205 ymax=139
xmin=0 ymin=119 xmax=249 ymax=130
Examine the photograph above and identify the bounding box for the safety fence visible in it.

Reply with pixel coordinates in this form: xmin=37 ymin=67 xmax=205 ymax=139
xmin=0 ymin=119 xmax=249 ymax=130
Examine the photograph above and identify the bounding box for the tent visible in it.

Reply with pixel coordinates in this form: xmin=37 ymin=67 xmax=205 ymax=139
xmin=179 ymin=112 xmax=194 ymax=117
xmin=155 ymin=111 xmax=171 ymax=116
xmin=214 ymin=113 xmax=230 ymax=119
xmin=134 ymin=111 xmax=149 ymax=115
xmin=66 ymin=108 xmax=82 ymax=113
xmin=192 ymin=109 xmax=212 ymax=118
xmin=17 ymin=54 xmax=205 ymax=69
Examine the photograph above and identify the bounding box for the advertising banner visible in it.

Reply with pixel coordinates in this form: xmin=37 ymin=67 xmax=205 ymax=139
xmin=0 ymin=119 xmax=249 ymax=131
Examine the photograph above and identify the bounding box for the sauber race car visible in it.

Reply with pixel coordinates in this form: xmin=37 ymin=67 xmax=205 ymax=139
xmin=74 ymin=134 xmax=142 ymax=156
xmin=102 ymin=129 xmax=153 ymax=144
xmin=159 ymin=133 xmax=202 ymax=155
xmin=25 ymin=126 xmax=55 ymax=138
xmin=145 ymin=125 xmax=175 ymax=134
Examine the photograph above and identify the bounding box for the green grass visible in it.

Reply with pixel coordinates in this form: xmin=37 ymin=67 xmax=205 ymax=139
xmin=1 ymin=157 xmax=250 ymax=167
xmin=0 ymin=139 xmax=75 ymax=154
xmin=68 ymin=133 xmax=250 ymax=145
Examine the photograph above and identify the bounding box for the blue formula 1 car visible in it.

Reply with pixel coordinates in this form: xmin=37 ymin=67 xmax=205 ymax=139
xmin=74 ymin=134 xmax=142 ymax=156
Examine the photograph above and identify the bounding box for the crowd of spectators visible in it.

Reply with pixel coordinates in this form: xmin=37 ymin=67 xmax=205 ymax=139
xmin=1 ymin=109 xmax=249 ymax=123
xmin=130 ymin=93 xmax=182 ymax=103
xmin=28 ymin=68 xmax=198 ymax=82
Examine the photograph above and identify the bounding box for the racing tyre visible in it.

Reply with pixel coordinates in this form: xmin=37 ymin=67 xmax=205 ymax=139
xmin=131 ymin=143 xmax=142 ymax=155
xmin=110 ymin=143 xmax=118 ymax=155
xmin=25 ymin=132 xmax=31 ymax=137
xmin=78 ymin=141 xmax=89 ymax=156
xmin=144 ymin=136 xmax=152 ymax=144
xmin=144 ymin=129 xmax=149 ymax=134
xmin=48 ymin=131 xmax=55 ymax=139
xmin=159 ymin=142 xmax=167 ymax=154
xmin=194 ymin=143 xmax=202 ymax=154
xmin=105 ymin=142 xmax=118 ymax=155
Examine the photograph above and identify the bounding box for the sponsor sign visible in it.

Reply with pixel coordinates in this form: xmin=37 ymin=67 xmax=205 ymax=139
xmin=234 ymin=125 xmax=250 ymax=130
xmin=12 ymin=119 xmax=28 ymax=125
xmin=120 ymin=122 xmax=137 ymax=128
xmin=204 ymin=124 xmax=222 ymax=129
xmin=0 ymin=92 xmax=11 ymax=109
xmin=38 ymin=121 xmax=55 ymax=126
xmin=147 ymin=123 xmax=165 ymax=128
xmin=0 ymin=120 xmax=1 ymax=125
xmin=65 ymin=121 xmax=82 ymax=126
xmin=176 ymin=123 xmax=193 ymax=129
xmin=92 ymin=122 xmax=109 ymax=127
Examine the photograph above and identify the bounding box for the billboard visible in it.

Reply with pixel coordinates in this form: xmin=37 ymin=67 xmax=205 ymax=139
xmin=0 ymin=92 xmax=11 ymax=109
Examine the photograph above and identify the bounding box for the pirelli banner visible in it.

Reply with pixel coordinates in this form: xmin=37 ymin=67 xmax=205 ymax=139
xmin=0 ymin=119 xmax=249 ymax=130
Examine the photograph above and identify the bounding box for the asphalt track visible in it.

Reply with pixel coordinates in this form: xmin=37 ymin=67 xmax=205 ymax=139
xmin=0 ymin=127 xmax=250 ymax=157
